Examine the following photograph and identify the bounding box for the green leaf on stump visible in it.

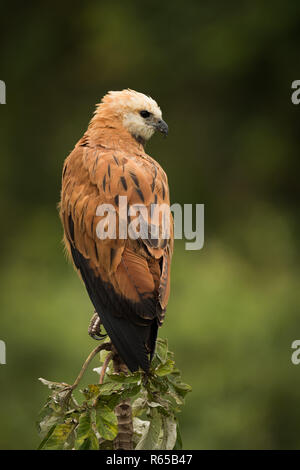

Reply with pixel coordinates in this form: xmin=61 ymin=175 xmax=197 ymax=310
xmin=135 ymin=408 xmax=162 ymax=450
xmin=41 ymin=423 xmax=75 ymax=450
xmin=155 ymin=359 xmax=175 ymax=376
xmin=156 ymin=338 xmax=168 ymax=363
xmin=96 ymin=404 xmax=118 ymax=441
xmin=160 ymin=416 xmax=177 ymax=450
xmin=107 ymin=371 xmax=141 ymax=383
xmin=75 ymin=412 xmax=91 ymax=449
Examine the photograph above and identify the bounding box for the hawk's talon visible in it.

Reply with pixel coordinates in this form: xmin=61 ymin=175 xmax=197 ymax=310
xmin=88 ymin=312 xmax=107 ymax=340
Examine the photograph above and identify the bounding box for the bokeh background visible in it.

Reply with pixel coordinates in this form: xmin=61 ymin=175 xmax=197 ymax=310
xmin=1 ymin=1 xmax=300 ymax=449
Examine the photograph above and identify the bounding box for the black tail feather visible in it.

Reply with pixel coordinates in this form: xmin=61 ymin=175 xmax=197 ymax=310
xmin=69 ymin=239 xmax=154 ymax=372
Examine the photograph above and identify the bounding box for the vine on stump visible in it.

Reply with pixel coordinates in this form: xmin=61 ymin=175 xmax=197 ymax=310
xmin=37 ymin=338 xmax=191 ymax=450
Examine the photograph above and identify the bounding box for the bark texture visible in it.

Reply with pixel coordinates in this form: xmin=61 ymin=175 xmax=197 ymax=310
xmin=112 ymin=346 xmax=134 ymax=450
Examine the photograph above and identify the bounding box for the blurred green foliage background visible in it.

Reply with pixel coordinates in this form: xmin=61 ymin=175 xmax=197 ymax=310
xmin=1 ymin=1 xmax=300 ymax=449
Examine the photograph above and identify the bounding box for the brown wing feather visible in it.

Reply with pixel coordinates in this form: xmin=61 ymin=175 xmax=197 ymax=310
xmin=59 ymin=142 xmax=173 ymax=371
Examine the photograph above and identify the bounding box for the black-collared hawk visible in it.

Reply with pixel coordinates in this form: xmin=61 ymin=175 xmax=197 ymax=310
xmin=59 ymin=89 xmax=173 ymax=372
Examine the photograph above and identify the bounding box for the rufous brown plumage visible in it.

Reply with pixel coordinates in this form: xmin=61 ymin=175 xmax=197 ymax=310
xmin=59 ymin=89 xmax=173 ymax=372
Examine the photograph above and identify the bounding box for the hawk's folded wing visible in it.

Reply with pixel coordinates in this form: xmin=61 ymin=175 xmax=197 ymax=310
xmin=60 ymin=143 xmax=173 ymax=371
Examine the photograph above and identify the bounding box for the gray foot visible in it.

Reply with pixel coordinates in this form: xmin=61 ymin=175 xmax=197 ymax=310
xmin=88 ymin=312 xmax=107 ymax=340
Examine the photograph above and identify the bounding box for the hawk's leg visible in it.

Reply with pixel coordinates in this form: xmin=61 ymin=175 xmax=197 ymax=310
xmin=88 ymin=311 xmax=107 ymax=340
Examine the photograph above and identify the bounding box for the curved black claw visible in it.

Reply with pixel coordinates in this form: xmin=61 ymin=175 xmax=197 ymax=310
xmin=90 ymin=332 xmax=107 ymax=341
xmin=88 ymin=312 xmax=107 ymax=340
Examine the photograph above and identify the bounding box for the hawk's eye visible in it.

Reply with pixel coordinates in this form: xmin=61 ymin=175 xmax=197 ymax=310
xmin=140 ymin=110 xmax=151 ymax=118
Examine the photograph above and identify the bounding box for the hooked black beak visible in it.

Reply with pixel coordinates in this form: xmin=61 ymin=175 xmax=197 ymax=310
xmin=155 ymin=119 xmax=168 ymax=136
